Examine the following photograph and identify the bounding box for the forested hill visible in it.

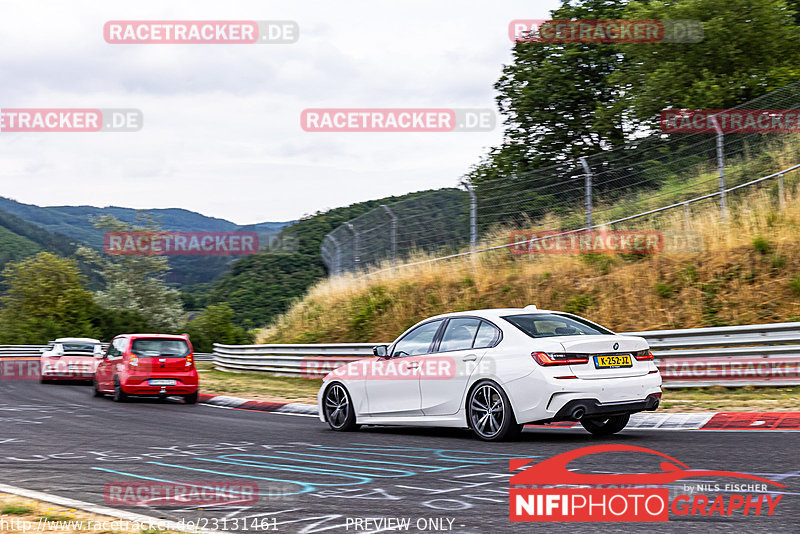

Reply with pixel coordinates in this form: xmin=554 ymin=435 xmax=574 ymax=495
xmin=205 ymin=188 xmax=462 ymax=329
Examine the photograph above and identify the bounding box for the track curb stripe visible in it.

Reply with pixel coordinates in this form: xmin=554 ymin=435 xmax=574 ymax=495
xmin=200 ymin=393 xmax=800 ymax=430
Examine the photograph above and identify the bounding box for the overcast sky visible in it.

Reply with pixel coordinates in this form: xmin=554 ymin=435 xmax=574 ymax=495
xmin=0 ymin=0 xmax=559 ymax=224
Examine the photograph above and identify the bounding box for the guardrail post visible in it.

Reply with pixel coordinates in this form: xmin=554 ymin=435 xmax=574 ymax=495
xmin=709 ymin=115 xmax=726 ymax=220
xmin=778 ymin=172 xmax=786 ymax=210
xmin=380 ymin=204 xmax=397 ymax=263
xmin=579 ymin=157 xmax=593 ymax=229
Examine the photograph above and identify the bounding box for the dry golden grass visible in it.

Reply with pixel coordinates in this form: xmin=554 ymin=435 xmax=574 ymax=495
xmin=259 ymin=172 xmax=800 ymax=344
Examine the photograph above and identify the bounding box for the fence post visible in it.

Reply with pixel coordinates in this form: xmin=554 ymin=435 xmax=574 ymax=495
xmin=709 ymin=115 xmax=726 ymax=219
xmin=461 ymin=181 xmax=477 ymax=251
xmin=345 ymin=222 xmax=359 ymax=270
xmin=778 ymin=172 xmax=786 ymax=209
xmin=683 ymin=202 xmax=691 ymax=230
xmin=579 ymin=157 xmax=593 ymax=229
xmin=328 ymin=235 xmax=341 ymax=275
xmin=381 ymin=204 xmax=397 ymax=263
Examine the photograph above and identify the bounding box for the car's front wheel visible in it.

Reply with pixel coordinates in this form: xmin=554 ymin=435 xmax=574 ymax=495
xmin=580 ymin=414 xmax=630 ymax=436
xmin=323 ymin=383 xmax=359 ymax=431
xmin=467 ymin=381 xmax=523 ymax=441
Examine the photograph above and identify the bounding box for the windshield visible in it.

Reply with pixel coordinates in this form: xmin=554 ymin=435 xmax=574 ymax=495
xmin=131 ymin=339 xmax=190 ymax=358
xmin=61 ymin=343 xmax=97 ymax=352
xmin=503 ymin=313 xmax=613 ymax=338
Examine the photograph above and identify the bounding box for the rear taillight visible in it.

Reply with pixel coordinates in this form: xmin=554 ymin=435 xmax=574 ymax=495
xmin=531 ymin=352 xmax=590 ymax=366
xmin=186 ymin=353 xmax=194 ymax=367
xmin=634 ymin=349 xmax=654 ymax=361
xmin=129 ymin=356 xmax=138 ymax=368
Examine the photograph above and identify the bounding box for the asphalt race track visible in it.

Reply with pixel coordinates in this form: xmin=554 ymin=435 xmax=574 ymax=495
xmin=1 ymin=381 xmax=798 ymax=533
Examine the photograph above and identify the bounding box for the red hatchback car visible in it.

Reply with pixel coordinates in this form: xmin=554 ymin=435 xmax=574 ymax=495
xmin=94 ymin=333 xmax=199 ymax=403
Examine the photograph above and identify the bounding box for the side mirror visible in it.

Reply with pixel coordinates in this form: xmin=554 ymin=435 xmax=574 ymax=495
xmin=373 ymin=345 xmax=388 ymax=357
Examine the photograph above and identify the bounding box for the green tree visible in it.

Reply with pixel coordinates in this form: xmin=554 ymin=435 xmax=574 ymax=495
xmin=184 ymin=303 xmax=253 ymax=353
xmin=0 ymin=252 xmax=97 ymax=343
xmin=78 ymin=215 xmax=183 ymax=332
xmin=607 ymin=0 xmax=800 ymax=127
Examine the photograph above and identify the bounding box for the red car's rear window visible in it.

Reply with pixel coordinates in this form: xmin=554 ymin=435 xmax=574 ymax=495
xmin=131 ymin=338 xmax=190 ymax=358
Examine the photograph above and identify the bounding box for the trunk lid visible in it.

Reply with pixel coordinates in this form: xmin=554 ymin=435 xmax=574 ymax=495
xmin=558 ymin=335 xmax=651 ymax=379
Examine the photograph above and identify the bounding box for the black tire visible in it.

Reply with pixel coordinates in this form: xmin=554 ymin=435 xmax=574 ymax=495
xmin=92 ymin=378 xmax=103 ymax=397
xmin=112 ymin=377 xmax=128 ymax=403
xmin=184 ymin=391 xmax=199 ymax=404
xmin=323 ymin=383 xmax=359 ymax=431
xmin=580 ymin=414 xmax=630 ymax=436
xmin=467 ymin=380 xmax=522 ymax=441
xmin=39 ymin=377 xmax=49 ymax=384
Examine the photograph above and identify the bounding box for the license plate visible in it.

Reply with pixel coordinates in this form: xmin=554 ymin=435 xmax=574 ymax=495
xmin=149 ymin=379 xmax=177 ymax=386
xmin=594 ymin=354 xmax=632 ymax=369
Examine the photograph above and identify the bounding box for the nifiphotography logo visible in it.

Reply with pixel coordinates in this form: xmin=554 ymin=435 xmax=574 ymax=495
xmin=509 ymin=445 xmax=785 ymax=522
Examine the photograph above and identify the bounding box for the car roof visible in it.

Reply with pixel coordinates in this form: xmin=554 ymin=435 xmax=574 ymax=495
xmin=116 ymin=333 xmax=189 ymax=339
xmin=426 ymin=307 xmax=564 ymax=322
xmin=54 ymin=337 xmax=101 ymax=343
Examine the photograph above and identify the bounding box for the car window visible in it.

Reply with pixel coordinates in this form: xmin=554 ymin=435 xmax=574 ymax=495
xmin=474 ymin=321 xmax=501 ymax=348
xmin=62 ymin=343 xmax=96 ymax=353
xmin=106 ymin=339 xmax=123 ymax=358
xmin=131 ymin=339 xmax=190 ymax=358
xmin=392 ymin=320 xmax=442 ymax=357
xmin=503 ymin=313 xmax=613 ymax=338
xmin=439 ymin=318 xmax=481 ymax=352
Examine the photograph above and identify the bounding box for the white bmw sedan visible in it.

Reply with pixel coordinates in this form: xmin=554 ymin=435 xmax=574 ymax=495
xmin=318 ymin=306 xmax=662 ymax=441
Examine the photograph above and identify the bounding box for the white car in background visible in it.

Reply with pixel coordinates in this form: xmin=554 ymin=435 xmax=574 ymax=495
xmin=40 ymin=337 xmax=103 ymax=383
xmin=318 ymin=306 xmax=662 ymax=441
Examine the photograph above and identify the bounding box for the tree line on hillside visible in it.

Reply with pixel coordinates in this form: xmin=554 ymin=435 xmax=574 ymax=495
xmin=0 ymin=215 xmax=251 ymax=351
xmin=468 ymin=0 xmax=800 ymax=226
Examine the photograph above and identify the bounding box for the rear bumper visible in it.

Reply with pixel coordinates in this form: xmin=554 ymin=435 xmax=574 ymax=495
xmin=41 ymin=373 xmax=94 ymax=381
xmin=548 ymin=394 xmax=661 ymax=423
xmin=121 ymin=375 xmax=198 ymax=395
xmin=508 ymin=370 xmax=662 ymax=424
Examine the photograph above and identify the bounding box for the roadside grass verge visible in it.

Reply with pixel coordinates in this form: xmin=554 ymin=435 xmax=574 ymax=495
xmin=197 ymin=362 xmax=320 ymax=403
xmin=0 ymin=493 xmax=182 ymax=534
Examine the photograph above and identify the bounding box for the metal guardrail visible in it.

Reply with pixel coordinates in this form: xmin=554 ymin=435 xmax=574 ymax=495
xmin=213 ymin=322 xmax=800 ymax=387
xmin=0 ymin=345 xmax=212 ymax=361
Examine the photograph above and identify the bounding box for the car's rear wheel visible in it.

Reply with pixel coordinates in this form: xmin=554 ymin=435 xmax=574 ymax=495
xmin=113 ymin=377 xmax=128 ymax=403
xmin=467 ymin=381 xmax=522 ymax=441
xmin=580 ymin=414 xmax=630 ymax=436
xmin=92 ymin=378 xmax=103 ymax=397
xmin=323 ymin=383 xmax=359 ymax=431
xmin=184 ymin=391 xmax=198 ymax=404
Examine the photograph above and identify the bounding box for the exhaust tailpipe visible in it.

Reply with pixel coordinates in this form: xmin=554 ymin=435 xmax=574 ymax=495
xmin=571 ymin=407 xmax=586 ymax=420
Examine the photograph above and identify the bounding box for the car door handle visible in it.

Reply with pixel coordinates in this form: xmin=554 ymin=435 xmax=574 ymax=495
xmin=462 ymin=355 xmax=477 ymax=362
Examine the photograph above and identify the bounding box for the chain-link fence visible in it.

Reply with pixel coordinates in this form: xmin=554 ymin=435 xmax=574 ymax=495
xmin=322 ymin=80 xmax=800 ymax=275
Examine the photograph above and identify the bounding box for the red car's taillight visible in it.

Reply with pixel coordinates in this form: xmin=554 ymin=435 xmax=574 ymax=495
xmin=129 ymin=355 xmax=138 ymax=368
xmin=531 ymin=352 xmax=590 ymax=366
xmin=186 ymin=353 xmax=194 ymax=367
xmin=634 ymin=349 xmax=654 ymax=361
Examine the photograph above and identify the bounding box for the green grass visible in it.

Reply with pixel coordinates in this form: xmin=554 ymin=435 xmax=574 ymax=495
xmin=1 ymin=503 xmax=33 ymax=515
xmin=197 ymin=362 xmax=320 ymax=403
